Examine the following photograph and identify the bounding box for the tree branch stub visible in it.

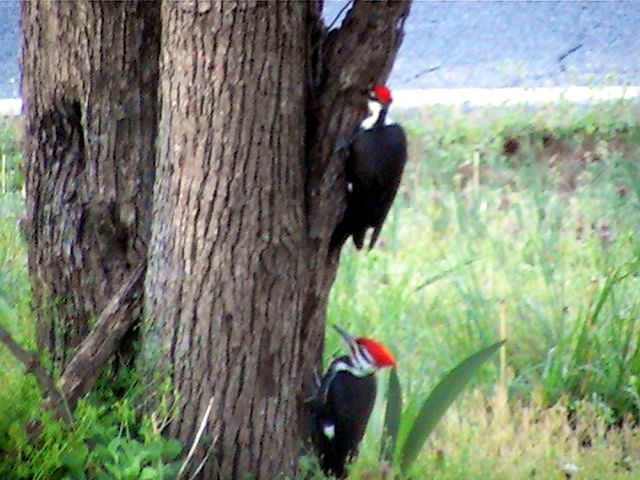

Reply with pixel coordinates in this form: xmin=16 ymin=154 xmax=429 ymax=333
xmin=56 ymin=263 xmax=146 ymax=408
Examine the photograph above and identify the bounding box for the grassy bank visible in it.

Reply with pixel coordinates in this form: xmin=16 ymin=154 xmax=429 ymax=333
xmin=1 ymin=99 xmax=640 ymax=478
xmin=328 ymin=101 xmax=640 ymax=478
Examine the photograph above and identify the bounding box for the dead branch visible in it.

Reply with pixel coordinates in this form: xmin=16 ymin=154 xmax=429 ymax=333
xmin=324 ymin=0 xmax=411 ymax=92
xmin=55 ymin=263 xmax=146 ymax=408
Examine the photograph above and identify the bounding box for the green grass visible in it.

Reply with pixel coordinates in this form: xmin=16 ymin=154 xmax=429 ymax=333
xmin=0 ymin=119 xmax=28 ymax=331
xmin=0 ymin=119 xmax=40 ymax=477
xmin=327 ymin=100 xmax=640 ymax=478
xmin=2 ymin=99 xmax=640 ymax=478
xmin=345 ymin=387 xmax=640 ymax=480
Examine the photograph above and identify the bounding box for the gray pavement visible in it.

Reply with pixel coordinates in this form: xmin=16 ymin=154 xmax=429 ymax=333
xmin=1 ymin=1 xmax=638 ymax=99
xmin=324 ymin=0 xmax=640 ymax=90
xmin=0 ymin=0 xmax=19 ymax=99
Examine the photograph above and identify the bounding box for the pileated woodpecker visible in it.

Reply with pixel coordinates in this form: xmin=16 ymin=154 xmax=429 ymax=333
xmin=310 ymin=325 xmax=397 ymax=478
xmin=331 ymin=85 xmax=408 ymax=250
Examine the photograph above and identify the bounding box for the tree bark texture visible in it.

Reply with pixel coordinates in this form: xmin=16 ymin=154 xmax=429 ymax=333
xmin=143 ymin=1 xmax=410 ymax=478
xmin=21 ymin=1 xmax=160 ymax=370
xmin=145 ymin=3 xmax=308 ymax=477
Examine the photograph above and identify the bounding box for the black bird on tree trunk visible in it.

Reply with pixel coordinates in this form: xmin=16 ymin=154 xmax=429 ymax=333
xmin=331 ymin=85 xmax=408 ymax=251
xmin=310 ymin=325 xmax=397 ymax=478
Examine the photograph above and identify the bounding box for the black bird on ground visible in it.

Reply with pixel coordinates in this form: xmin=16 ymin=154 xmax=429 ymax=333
xmin=331 ymin=85 xmax=408 ymax=250
xmin=310 ymin=325 xmax=397 ymax=478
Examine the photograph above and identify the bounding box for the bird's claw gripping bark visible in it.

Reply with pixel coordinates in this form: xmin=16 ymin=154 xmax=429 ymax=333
xmin=334 ymin=126 xmax=360 ymax=155
xmin=335 ymin=138 xmax=351 ymax=155
xmin=313 ymin=367 xmax=322 ymax=389
xmin=305 ymin=367 xmax=324 ymax=408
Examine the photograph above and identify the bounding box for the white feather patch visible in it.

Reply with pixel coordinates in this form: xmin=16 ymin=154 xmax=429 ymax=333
xmin=360 ymin=100 xmax=393 ymax=130
xmin=322 ymin=423 xmax=336 ymax=440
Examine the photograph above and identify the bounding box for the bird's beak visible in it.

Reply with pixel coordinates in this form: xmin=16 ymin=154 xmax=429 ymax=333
xmin=333 ymin=324 xmax=358 ymax=352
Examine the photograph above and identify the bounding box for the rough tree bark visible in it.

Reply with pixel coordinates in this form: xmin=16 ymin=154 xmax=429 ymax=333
xmin=143 ymin=1 xmax=410 ymax=478
xmin=21 ymin=1 xmax=159 ymax=370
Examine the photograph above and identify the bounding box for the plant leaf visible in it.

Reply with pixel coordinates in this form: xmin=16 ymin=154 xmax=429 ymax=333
xmin=162 ymin=437 xmax=182 ymax=461
xmin=399 ymin=340 xmax=504 ymax=473
xmin=381 ymin=368 xmax=403 ymax=461
xmin=139 ymin=466 xmax=159 ymax=480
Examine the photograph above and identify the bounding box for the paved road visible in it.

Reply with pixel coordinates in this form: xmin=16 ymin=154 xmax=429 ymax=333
xmin=324 ymin=1 xmax=640 ymax=90
xmin=1 ymin=1 xmax=638 ymax=98
xmin=0 ymin=1 xmax=19 ymax=99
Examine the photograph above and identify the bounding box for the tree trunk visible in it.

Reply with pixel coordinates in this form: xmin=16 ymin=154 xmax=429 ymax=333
xmin=22 ymin=0 xmax=410 ymax=477
xmin=144 ymin=3 xmax=308 ymax=477
xmin=143 ymin=1 xmax=410 ymax=478
xmin=21 ymin=0 xmax=160 ymax=370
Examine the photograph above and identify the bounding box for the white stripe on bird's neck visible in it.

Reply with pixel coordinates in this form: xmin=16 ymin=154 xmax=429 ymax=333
xmin=360 ymin=100 xmax=393 ymax=130
xmin=333 ymin=353 xmax=376 ymax=377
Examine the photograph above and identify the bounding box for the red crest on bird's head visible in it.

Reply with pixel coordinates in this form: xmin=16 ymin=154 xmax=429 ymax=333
xmin=356 ymin=337 xmax=397 ymax=368
xmin=372 ymin=84 xmax=393 ymax=105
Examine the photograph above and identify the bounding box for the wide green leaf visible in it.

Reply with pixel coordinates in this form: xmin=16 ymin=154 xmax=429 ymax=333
xmin=381 ymin=368 xmax=403 ymax=461
xmin=399 ymin=340 xmax=504 ymax=472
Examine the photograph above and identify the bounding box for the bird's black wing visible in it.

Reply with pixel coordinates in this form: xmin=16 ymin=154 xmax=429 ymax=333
xmin=358 ymin=124 xmax=408 ymax=249
xmin=333 ymin=123 xmax=407 ymax=251
xmin=311 ymin=357 xmax=378 ymax=478
xmin=326 ymin=371 xmax=377 ymax=439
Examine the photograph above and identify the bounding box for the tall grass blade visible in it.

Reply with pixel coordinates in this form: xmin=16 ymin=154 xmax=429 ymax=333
xmin=569 ymin=264 xmax=635 ymax=377
xmin=381 ymin=368 xmax=402 ymax=461
xmin=414 ymin=258 xmax=476 ymax=292
xmin=399 ymin=340 xmax=504 ymax=473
